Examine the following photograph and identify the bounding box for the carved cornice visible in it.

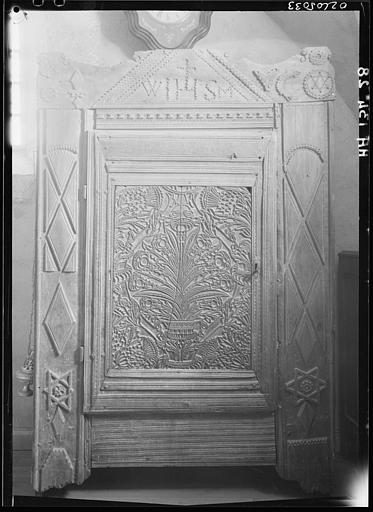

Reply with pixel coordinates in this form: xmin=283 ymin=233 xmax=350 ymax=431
xmin=37 ymin=47 xmax=335 ymax=109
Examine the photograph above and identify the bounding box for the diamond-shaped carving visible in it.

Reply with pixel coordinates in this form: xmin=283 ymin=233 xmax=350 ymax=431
xmin=43 ymin=283 xmax=75 ymax=355
xmin=289 ymin=229 xmax=320 ymax=301
xmin=70 ymin=70 xmax=84 ymax=90
xmin=285 ymin=272 xmax=303 ymax=344
xmin=46 ymin=205 xmax=74 ymax=271
xmin=44 ymin=244 xmax=58 ymax=272
xmin=306 ymin=179 xmax=325 ymax=261
xmin=61 ymin=168 xmax=77 ymax=233
xmin=307 ymin=274 xmax=325 ymax=345
xmin=51 ymin=407 xmax=66 ymax=441
xmin=45 ymin=169 xmax=59 ymax=230
xmin=47 ymin=149 xmax=76 ymax=193
xmin=294 ymin=314 xmax=318 ymax=364
xmin=297 ymin=401 xmax=316 ymax=436
xmin=286 ymin=150 xmax=321 ymax=214
xmin=284 ymin=182 xmax=303 ymax=258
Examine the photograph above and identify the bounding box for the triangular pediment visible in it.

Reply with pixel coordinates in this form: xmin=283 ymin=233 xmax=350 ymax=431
xmin=94 ymin=49 xmax=272 ymax=107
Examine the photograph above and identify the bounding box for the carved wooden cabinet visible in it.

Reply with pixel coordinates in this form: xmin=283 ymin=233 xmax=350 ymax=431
xmin=19 ymin=47 xmax=336 ymax=493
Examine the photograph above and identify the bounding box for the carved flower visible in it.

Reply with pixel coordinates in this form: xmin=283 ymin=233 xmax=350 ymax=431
xmin=53 ymin=382 xmax=67 ymax=398
xmin=133 ymin=251 xmax=155 ymax=271
xmin=214 ymin=252 xmax=230 ymax=270
xmin=299 ymin=378 xmax=315 ymax=394
xmin=113 ymin=338 xmax=145 ymax=369
xmin=152 ymin=235 xmax=169 ymax=251
xmin=308 ymin=48 xmax=329 ymax=66
xmin=129 ymin=274 xmax=148 ymax=291
xmin=196 ymin=235 xmax=212 ymax=250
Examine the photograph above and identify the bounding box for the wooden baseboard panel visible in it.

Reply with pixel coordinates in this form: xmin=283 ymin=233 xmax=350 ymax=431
xmin=92 ymin=415 xmax=276 ymax=467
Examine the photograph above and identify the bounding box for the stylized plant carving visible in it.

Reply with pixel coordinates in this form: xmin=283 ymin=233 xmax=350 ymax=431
xmin=112 ymin=186 xmax=253 ymax=369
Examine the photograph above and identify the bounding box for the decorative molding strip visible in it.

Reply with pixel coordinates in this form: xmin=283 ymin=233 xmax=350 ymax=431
xmin=275 ymin=70 xmax=301 ymax=101
xmin=95 ymin=106 xmax=275 ymax=129
xmin=285 ymin=145 xmax=325 ymax=165
xmin=46 ymin=144 xmax=78 ymax=156
xmin=205 ymin=49 xmax=271 ymax=102
xmin=288 ymin=436 xmax=328 ymax=448
xmin=253 ymin=68 xmax=279 ymax=92
xmin=94 ymin=51 xmax=174 ymax=107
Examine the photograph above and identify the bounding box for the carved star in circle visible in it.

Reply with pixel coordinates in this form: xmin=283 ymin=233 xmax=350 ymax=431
xmin=285 ymin=367 xmax=326 ymax=406
xmin=43 ymin=370 xmax=73 ymax=413
xmin=308 ymin=71 xmax=332 ymax=93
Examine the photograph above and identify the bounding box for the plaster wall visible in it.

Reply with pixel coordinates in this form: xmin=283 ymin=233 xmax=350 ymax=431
xmin=12 ymin=10 xmax=359 ymax=439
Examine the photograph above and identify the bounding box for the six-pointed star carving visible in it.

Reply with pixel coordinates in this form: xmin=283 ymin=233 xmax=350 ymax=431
xmin=43 ymin=370 xmax=73 ymax=413
xmin=286 ymin=367 xmax=326 ymax=405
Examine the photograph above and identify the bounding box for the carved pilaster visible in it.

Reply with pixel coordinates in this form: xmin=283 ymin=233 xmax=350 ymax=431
xmin=276 ymin=102 xmax=333 ymax=493
xmin=33 ymin=110 xmax=90 ymax=491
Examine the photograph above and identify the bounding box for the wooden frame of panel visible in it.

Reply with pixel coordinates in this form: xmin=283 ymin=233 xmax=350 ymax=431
xmin=84 ymin=126 xmax=277 ymax=414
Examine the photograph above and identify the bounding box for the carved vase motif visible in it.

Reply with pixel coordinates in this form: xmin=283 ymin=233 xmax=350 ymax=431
xmin=111 ymin=185 xmax=253 ymax=370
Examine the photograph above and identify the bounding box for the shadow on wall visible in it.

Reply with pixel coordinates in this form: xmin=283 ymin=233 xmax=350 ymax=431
xmin=13 ymin=175 xmax=36 ymax=441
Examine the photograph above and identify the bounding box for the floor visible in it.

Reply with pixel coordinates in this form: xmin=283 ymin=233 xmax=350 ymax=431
xmin=12 ymin=450 xmax=363 ymax=506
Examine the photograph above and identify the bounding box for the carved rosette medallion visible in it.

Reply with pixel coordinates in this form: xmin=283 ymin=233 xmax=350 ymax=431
xmin=301 ymin=47 xmax=331 ymax=66
xmin=111 ymin=185 xmax=253 ymax=370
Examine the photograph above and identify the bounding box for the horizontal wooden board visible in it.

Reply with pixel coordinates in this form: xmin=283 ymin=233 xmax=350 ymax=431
xmin=89 ymin=391 xmax=272 ymax=414
xmin=91 ymin=415 xmax=276 ymax=467
xmin=97 ymin=132 xmax=270 ymax=161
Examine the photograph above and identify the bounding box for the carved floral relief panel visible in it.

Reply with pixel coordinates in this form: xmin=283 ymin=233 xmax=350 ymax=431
xmin=111 ymin=185 xmax=254 ymax=370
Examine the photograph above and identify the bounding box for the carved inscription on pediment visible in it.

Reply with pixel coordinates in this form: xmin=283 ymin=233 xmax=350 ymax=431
xmin=111 ymin=185 xmax=253 ymax=370
xmin=140 ymin=58 xmax=237 ymax=101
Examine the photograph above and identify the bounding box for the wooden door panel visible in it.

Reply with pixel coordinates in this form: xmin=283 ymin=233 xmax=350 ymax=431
xmin=276 ymin=103 xmax=333 ymax=492
xmin=110 ymin=185 xmax=254 ymax=371
xmin=86 ymin=130 xmax=275 ymax=412
xmin=85 ymin=129 xmax=277 ymax=466
xmin=33 ymin=110 xmax=90 ymax=491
